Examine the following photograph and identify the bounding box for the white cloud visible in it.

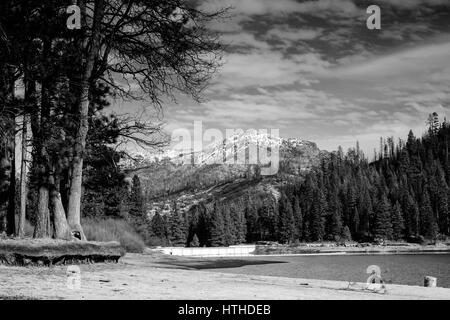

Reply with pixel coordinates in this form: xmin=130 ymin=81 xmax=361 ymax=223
xmin=200 ymin=0 xmax=362 ymax=19
xmin=329 ymin=41 xmax=450 ymax=80
xmin=209 ymin=50 xmax=330 ymax=92
xmin=266 ymin=25 xmax=323 ymax=42
xmin=221 ymin=32 xmax=271 ymax=50
xmin=377 ymin=0 xmax=450 ymax=9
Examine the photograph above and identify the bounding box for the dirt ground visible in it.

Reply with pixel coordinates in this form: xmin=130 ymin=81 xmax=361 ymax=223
xmin=1 ymin=251 xmax=449 ymax=300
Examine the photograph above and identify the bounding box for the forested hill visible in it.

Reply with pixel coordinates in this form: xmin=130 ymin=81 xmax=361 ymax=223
xmin=276 ymin=113 xmax=450 ymax=244
xmin=141 ymin=114 xmax=450 ymax=247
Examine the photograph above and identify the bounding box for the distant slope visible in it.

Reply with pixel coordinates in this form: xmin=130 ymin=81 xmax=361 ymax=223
xmin=123 ymin=131 xmax=326 ymax=216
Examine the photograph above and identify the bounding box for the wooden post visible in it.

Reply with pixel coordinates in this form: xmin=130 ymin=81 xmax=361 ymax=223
xmin=424 ymin=276 xmax=437 ymax=287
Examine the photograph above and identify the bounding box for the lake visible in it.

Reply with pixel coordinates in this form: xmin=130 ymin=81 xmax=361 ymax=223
xmin=200 ymin=253 xmax=450 ymax=288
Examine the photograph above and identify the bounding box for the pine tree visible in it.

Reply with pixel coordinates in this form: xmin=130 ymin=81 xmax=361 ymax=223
xmin=245 ymin=199 xmax=259 ymax=243
xmin=436 ymin=164 xmax=449 ymax=234
xmin=222 ymin=205 xmax=234 ymax=245
xmin=309 ymin=189 xmax=325 ymax=241
xmin=277 ymin=194 xmax=295 ymax=244
xmin=129 ymin=175 xmax=145 ymax=219
xmin=391 ymin=201 xmax=405 ymax=240
xmin=292 ymin=196 xmax=303 ymax=240
xmin=359 ymin=186 xmax=373 ymax=240
xmin=209 ymin=202 xmax=225 ymax=246
xmin=150 ymin=212 xmax=166 ymax=240
xmin=168 ymin=204 xmax=187 ymax=247
xmin=373 ymin=194 xmax=393 ymax=241
xmin=189 ymin=234 xmax=200 ymax=247
xmin=405 ymin=193 xmax=420 ymax=237
xmin=341 ymin=225 xmax=352 ymax=241
xmin=326 ymin=192 xmax=342 ymax=241
xmin=329 ymin=210 xmax=343 ymax=241
xmin=420 ymin=192 xmax=439 ymax=240
xmin=128 ymin=175 xmax=148 ymax=239
xmin=234 ymin=206 xmax=247 ymax=244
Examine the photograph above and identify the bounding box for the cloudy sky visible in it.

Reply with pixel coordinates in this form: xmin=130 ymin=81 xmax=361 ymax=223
xmin=113 ymin=0 xmax=450 ymax=157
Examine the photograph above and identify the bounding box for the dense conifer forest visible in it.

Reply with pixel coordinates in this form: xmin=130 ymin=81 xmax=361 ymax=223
xmin=143 ymin=113 xmax=450 ymax=247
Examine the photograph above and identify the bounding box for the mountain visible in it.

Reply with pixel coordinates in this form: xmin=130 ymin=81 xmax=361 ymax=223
xmin=122 ymin=130 xmax=326 ymax=217
xmin=123 ymin=116 xmax=450 ymax=246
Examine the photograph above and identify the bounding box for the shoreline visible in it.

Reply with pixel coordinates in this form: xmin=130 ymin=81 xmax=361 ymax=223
xmin=244 ymin=250 xmax=450 ymax=257
xmin=153 ymin=244 xmax=450 ymax=258
xmin=0 ymin=252 xmax=449 ymax=300
xmin=253 ymin=243 xmax=450 ymax=255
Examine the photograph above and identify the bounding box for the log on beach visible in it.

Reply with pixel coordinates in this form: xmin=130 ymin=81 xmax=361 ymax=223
xmin=0 ymin=239 xmax=126 ymax=266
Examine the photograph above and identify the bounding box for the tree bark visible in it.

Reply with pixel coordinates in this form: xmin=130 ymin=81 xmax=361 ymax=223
xmin=6 ymin=124 xmax=16 ymax=236
xmin=33 ymin=38 xmax=52 ymax=238
xmin=33 ymin=185 xmax=50 ymax=238
xmin=5 ymin=67 xmax=16 ymax=236
xmin=49 ymin=171 xmax=72 ymax=240
xmin=18 ymin=115 xmax=28 ymax=237
xmin=17 ymin=79 xmax=34 ymax=237
xmin=50 ymin=189 xmax=73 ymax=240
xmin=67 ymin=0 xmax=104 ymax=241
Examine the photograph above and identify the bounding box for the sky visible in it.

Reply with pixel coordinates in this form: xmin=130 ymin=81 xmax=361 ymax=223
xmin=112 ymin=0 xmax=450 ymax=158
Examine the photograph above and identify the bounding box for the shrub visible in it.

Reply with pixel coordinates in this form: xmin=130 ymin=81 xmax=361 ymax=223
xmin=189 ymin=234 xmax=200 ymax=247
xmin=82 ymin=218 xmax=145 ymax=253
xmin=341 ymin=226 xmax=352 ymax=241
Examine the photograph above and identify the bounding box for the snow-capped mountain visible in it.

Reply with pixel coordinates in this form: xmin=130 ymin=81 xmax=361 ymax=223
xmin=121 ymin=129 xmax=321 ymax=172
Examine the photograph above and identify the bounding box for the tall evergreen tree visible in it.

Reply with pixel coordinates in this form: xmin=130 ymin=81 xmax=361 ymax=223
xmin=309 ymin=189 xmax=326 ymax=241
xmin=168 ymin=203 xmax=187 ymax=247
xmin=373 ymin=194 xmax=393 ymax=241
xmin=232 ymin=204 xmax=247 ymax=244
xmin=405 ymin=193 xmax=420 ymax=237
xmin=129 ymin=175 xmax=146 ymax=223
xmin=420 ymin=192 xmax=439 ymax=240
xmin=277 ymin=194 xmax=295 ymax=244
xmin=150 ymin=212 xmax=167 ymax=241
xmin=391 ymin=201 xmax=405 ymax=240
xmin=292 ymin=196 xmax=303 ymax=240
xmin=209 ymin=202 xmax=225 ymax=246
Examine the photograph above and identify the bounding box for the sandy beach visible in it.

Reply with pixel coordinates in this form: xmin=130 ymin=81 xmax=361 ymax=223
xmin=1 ymin=251 xmax=449 ymax=300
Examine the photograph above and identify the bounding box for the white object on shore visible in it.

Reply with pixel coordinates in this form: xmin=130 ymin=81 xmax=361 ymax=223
xmin=159 ymin=245 xmax=257 ymax=257
xmin=424 ymin=276 xmax=437 ymax=287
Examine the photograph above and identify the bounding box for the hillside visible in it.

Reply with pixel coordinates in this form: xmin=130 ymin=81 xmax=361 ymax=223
xmin=123 ymin=131 xmax=325 ymax=218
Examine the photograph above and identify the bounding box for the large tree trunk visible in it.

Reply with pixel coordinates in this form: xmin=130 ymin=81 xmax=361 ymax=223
xmin=4 ymin=67 xmax=16 ymax=236
xmin=50 ymin=189 xmax=73 ymax=240
xmin=67 ymin=0 xmax=104 ymax=241
xmin=6 ymin=124 xmax=16 ymax=236
xmin=17 ymin=78 xmax=35 ymax=237
xmin=49 ymin=171 xmax=72 ymax=240
xmin=33 ymin=185 xmax=50 ymax=238
xmin=33 ymin=39 xmax=52 ymax=238
xmin=18 ymin=114 xmax=28 ymax=237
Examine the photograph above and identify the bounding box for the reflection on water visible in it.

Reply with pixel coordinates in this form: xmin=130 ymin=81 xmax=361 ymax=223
xmin=202 ymin=253 xmax=450 ymax=288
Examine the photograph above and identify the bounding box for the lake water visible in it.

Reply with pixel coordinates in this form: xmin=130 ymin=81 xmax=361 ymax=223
xmin=201 ymin=253 xmax=450 ymax=288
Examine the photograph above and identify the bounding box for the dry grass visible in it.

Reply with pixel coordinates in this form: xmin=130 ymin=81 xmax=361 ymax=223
xmin=24 ymin=220 xmax=34 ymax=237
xmin=82 ymin=218 xmax=145 ymax=253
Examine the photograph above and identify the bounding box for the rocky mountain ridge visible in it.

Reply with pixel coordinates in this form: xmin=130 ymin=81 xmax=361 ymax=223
xmin=122 ymin=131 xmax=327 ymax=217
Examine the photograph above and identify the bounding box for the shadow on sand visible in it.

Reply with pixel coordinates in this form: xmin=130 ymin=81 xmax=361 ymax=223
xmin=156 ymin=257 xmax=286 ymax=270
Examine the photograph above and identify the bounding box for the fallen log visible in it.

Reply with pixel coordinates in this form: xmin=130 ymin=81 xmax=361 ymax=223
xmin=0 ymin=239 xmax=126 ymax=266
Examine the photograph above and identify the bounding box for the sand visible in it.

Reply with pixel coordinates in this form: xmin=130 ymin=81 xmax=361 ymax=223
xmin=0 ymin=251 xmax=449 ymax=300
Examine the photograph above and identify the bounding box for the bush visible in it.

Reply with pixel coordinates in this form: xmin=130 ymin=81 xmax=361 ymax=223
xmin=189 ymin=234 xmax=200 ymax=247
xmin=407 ymin=235 xmax=426 ymax=245
xmin=341 ymin=226 xmax=352 ymax=241
xmin=82 ymin=218 xmax=145 ymax=253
